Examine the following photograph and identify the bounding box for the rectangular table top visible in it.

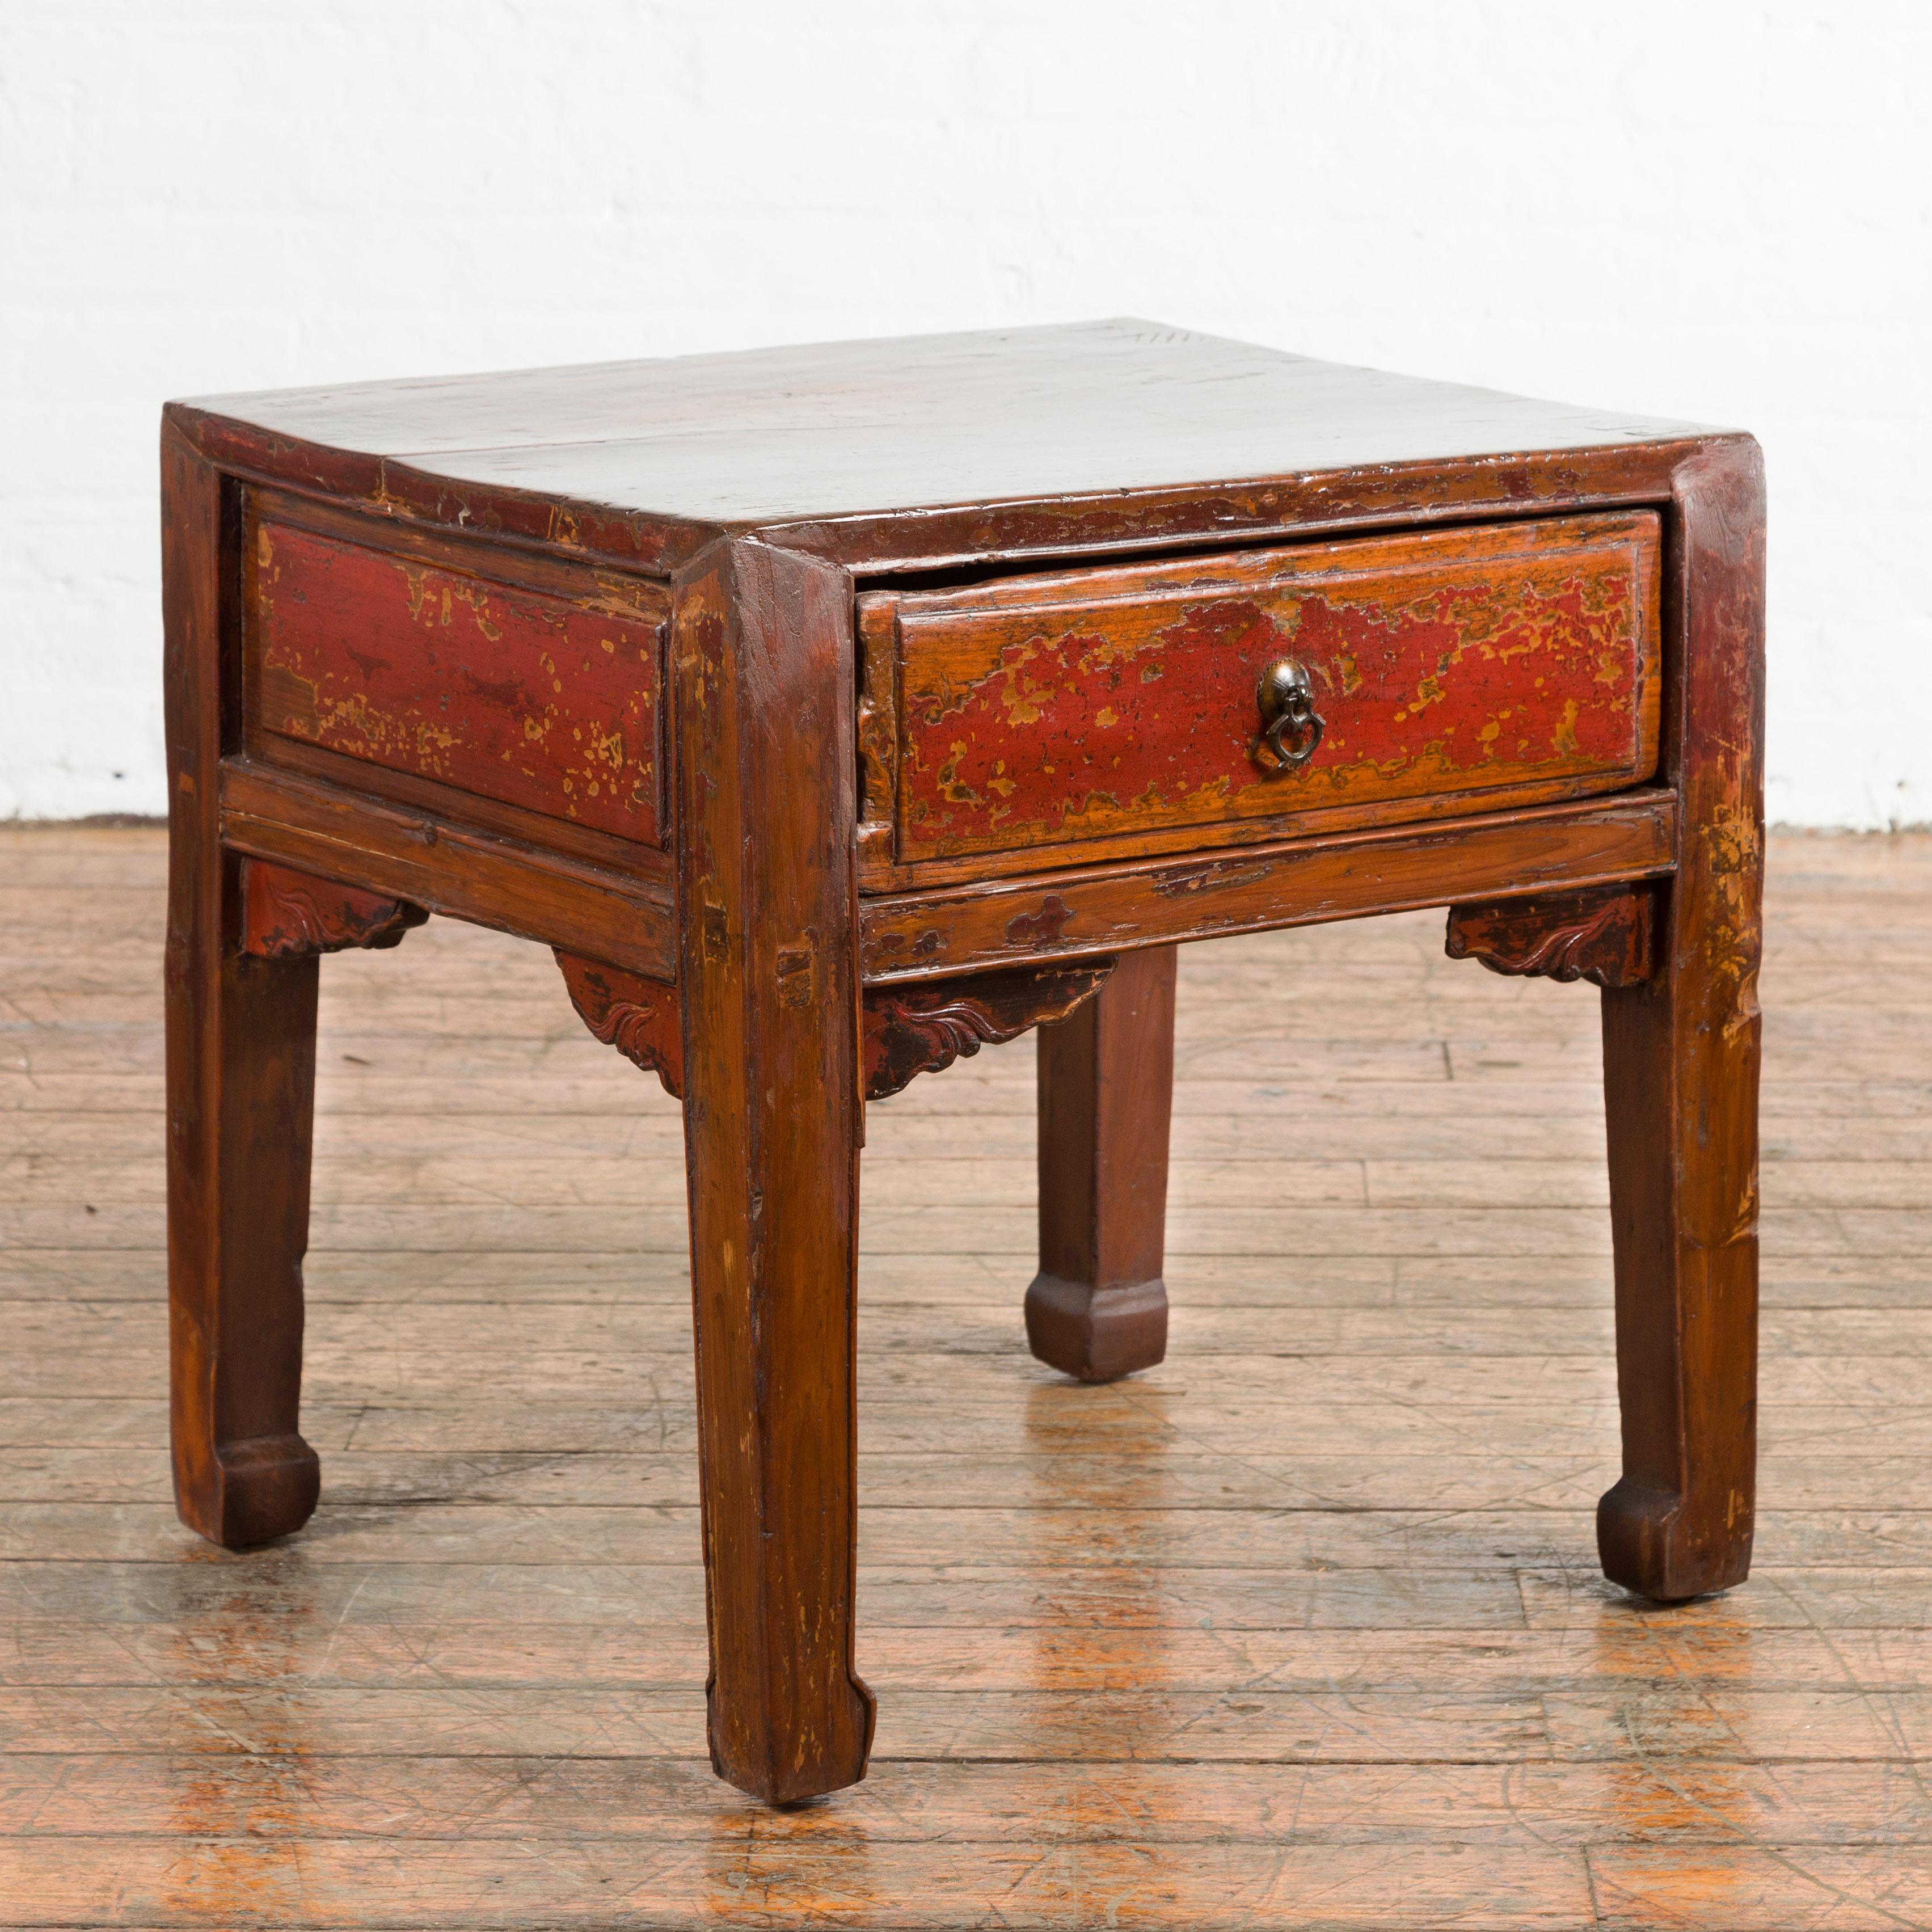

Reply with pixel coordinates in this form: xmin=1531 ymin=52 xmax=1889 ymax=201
xmin=176 ymin=319 xmax=1711 ymax=536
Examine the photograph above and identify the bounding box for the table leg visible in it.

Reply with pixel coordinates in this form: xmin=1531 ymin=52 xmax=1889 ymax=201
xmin=674 ymin=537 xmax=874 ymax=1803
xmin=1027 ymin=943 xmax=1177 ymax=1382
xmin=163 ymin=434 xmax=320 ymax=1549
xmin=1597 ymin=441 xmax=1766 ymax=1602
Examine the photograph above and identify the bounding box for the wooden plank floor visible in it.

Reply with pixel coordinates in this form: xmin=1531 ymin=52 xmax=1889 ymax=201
xmin=1 ymin=827 xmax=1929 ymax=1930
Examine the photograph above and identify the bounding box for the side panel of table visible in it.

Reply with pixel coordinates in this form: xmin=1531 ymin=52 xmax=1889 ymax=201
xmin=239 ymin=489 xmax=673 ymax=873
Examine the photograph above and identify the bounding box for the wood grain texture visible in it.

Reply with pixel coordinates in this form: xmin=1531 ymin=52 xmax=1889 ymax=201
xmin=3 ymin=824 xmax=1924 ymax=1930
xmin=672 ymin=538 xmax=874 ymax=1802
xmin=248 ymin=506 xmax=666 ymax=843
xmin=1596 ymin=440 xmax=1767 ymax=1601
xmin=861 ymin=791 xmax=1678 ymax=981
xmin=220 ymin=761 xmax=677 ymax=980
xmin=161 ymin=433 xmax=321 ymax=1551
xmin=1445 ymin=884 xmax=1657 ymax=989
xmin=870 ymin=513 xmax=1660 ymax=874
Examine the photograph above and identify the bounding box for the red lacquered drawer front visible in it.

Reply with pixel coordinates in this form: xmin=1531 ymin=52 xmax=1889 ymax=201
xmin=246 ymin=514 xmax=665 ymax=844
xmin=860 ymin=512 xmax=1661 ymax=872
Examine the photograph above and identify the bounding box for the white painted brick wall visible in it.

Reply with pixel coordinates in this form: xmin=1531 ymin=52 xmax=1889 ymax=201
xmin=3 ymin=1 xmax=1926 ymax=824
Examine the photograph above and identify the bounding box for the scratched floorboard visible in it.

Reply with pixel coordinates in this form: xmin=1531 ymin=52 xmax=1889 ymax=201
xmin=1 ymin=827 xmax=1930 ymax=1931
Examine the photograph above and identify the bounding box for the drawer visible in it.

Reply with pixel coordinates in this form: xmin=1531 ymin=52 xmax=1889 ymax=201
xmin=858 ymin=512 xmax=1661 ymax=876
xmin=243 ymin=500 xmax=668 ymax=847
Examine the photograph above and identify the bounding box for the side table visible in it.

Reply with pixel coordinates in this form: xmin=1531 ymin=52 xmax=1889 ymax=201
xmin=161 ymin=321 xmax=1764 ymax=1803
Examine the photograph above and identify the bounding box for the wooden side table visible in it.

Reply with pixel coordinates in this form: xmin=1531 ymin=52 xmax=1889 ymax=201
xmin=160 ymin=321 xmax=1764 ymax=1803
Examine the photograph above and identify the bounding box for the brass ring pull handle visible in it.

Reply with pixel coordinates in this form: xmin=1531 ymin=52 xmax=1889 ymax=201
xmin=1253 ymin=659 xmax=1325 ymax=773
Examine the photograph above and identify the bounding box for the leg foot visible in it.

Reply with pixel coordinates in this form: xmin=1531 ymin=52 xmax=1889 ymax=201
xmin=203 ymin=1435 xmax=323 ymax=1550
xmin=1598 ymin=1464 xmax=1752 ymax=1605
xmin=1024 ymin=1273 xmax=1169 ymax=1384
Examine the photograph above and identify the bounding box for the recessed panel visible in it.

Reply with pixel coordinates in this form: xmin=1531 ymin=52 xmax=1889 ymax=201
xmin=247 ymin=512 xmax=665 ymax=845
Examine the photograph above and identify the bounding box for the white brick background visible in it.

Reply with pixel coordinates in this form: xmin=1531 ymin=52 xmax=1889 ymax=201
xmin=2 ymin=2 xmax=1925 ymax=825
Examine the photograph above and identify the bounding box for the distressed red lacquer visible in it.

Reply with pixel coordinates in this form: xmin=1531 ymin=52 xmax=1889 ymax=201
xmin=251 ymin=521 xmax=663 ymax=842
xmin=895 ymin=521 xmax=1656 ymax=862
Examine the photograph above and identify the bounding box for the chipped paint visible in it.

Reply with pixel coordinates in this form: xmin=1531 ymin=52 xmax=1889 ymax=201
xmin=1150 ymin=857 xmax=1276 ymax=898
xmin=1003 ymin=895 xmax=1073 ymax=946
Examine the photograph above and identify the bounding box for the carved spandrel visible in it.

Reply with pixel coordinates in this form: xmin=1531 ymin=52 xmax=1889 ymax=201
xmin=862 ymin=960 xmax=1116 ymax=1100
xmin=241 ymin=858 xmax=428 ymax=959
xmin=1445 ymin=884 xmax=1657 ymax=990
xmin=555 ymin=951 xmax=685 ymax=1099
xmin=555 ymin=952 xmax=1117 ymax=1102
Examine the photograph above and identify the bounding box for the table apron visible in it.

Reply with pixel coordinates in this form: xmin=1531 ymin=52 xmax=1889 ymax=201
xmin=858 ymin=790 xmax=1677 ymax=983
xmin=218 ymin=760 xmax=1674 ymax=992
xmin=218 ymin=759 xmax=677 ymax=981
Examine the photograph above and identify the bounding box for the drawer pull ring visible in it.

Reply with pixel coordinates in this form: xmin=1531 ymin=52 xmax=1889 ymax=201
xmin=1255 ymin=659 xmax=1325 ymax=772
